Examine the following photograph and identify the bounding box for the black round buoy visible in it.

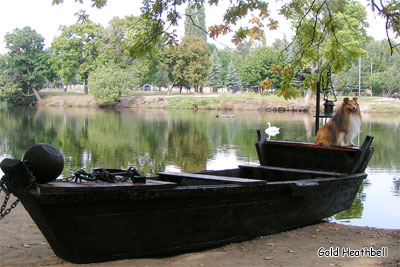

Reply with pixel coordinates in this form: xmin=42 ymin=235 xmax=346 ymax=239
xmin=23 ymin=144 xmax=64 ymax=183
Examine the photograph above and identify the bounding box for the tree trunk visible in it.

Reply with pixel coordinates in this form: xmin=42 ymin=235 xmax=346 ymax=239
xmin=303 ymin=89 xmax=312 ymax=106
xmin=167 ymin=81 xmax=172 ymax=95
xmin=84 ymin=73 xmax=89 ymax=94
xmin=303 ymin=59 xmax=321 ymax=106
xmin=32 ymin=88 xmax=42 ymax=102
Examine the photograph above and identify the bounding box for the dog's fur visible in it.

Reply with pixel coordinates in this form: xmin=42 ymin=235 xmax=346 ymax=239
xmin=315 ymin=97 xmax=361 ymax=147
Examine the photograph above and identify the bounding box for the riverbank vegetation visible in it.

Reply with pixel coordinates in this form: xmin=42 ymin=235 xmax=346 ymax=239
xmin=36 ymin=89 xmax=400 ymax=114
xmin=1 ymin=1 xmax=399 ymax=106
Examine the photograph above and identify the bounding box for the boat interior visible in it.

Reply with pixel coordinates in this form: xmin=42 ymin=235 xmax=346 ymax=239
xmin=35 ymin=164 xmax=349 ymax=194
xmin=155 ymin=164 xmax=347 ymax=186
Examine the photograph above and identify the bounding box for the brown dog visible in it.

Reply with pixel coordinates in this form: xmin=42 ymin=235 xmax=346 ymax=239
xmin=315 ymin=97 xmax=361 ymax=147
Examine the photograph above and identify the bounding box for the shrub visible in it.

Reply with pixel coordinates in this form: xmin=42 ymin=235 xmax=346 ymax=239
xmin=88 ymin=65 xmax=139 ymax=104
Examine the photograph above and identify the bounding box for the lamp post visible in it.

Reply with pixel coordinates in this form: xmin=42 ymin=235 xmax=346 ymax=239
xmin=315 ymin=81 xmax=321 ymax=135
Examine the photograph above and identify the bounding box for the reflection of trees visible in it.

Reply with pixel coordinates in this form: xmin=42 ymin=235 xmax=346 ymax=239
xmin=1 ymin=107 xmax=399 ymax=192
xmin=333 ymin=182 xmax=367 ymax=220
xmin=166 ymin=120 xmax=209 ymax=172
xmin=2 ymin=106 xmax=399 ymax=224
xmin=360 ymin=119 xmax=400 ymax=169
xmin=392 ymin=176 xmax=400 ymax=197
xmin=0 ymin=106 xmax=66 ymax=158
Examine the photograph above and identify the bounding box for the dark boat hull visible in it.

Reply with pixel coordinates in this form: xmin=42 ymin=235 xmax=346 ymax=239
xmin=17 ymin=171 xmax=365 ymax=263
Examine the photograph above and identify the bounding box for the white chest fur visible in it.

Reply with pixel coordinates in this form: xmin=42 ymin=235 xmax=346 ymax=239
xmin=349 ymin=114 xmax=361 ymax=134
xmin=345 ymin=114 xmax=362 ymax=145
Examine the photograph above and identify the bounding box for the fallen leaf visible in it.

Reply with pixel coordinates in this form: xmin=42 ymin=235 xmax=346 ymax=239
xmin=241 ymin=246 xmax=249 ymax=252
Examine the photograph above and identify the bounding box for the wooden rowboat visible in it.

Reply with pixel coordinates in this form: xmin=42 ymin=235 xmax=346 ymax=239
xmin=0 ymin=132 xmax=374 ymax=264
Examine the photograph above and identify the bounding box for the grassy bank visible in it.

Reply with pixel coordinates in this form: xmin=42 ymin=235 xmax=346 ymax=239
xmin=163 ymin=94 xmax=305 ymax=111
xmin=37 ymin=89 xmax=400 ymax=113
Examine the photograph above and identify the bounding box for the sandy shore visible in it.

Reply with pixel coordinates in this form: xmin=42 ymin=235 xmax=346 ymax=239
xmin=1 ymin=194 xmax=399 ymax=267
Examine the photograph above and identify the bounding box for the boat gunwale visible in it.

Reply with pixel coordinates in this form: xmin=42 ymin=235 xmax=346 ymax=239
xmin=29 ymin=171 xmax=367 ymax=201
xmin=263 ymin=139 xmax=360 ymax=152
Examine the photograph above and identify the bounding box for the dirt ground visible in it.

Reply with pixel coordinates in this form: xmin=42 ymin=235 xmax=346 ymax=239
xmin=0 ymin=195 xmax=399 ymax=267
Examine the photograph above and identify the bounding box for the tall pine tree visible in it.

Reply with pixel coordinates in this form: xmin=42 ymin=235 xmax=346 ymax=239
xmin=184 ymin=2 xmax=207 ymax=42
xmin=207 ymin=51 xmax=223 ymax=92
xmin=225 ymin=61 xmax=241 ymax=91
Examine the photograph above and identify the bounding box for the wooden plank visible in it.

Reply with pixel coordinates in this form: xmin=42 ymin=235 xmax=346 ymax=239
xmin=157 ymin=172 xmax=267 ymax=184
xmin=37 ymin=179 xmax=177 ymax=194
xmin=351 ymin=136 xmax=374 ymax=173
xmin=238 ymin=164 xmax=347 ymax=177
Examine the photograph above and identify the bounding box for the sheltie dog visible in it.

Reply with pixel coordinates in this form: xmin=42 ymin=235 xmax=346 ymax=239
xmin=315 ymin=97 xmax=361 ymax=147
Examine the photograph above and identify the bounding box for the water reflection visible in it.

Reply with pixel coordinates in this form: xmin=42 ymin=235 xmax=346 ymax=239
xmin=0 ymin=106 xmax=399 ymax=228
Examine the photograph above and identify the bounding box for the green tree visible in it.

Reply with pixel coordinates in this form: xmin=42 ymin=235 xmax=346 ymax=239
xmin=123 ymin=15 xmax=166 ymax=88
xmin=370 ymin=69 xmax=400 ymax=96
xmin=159 ymin=46 xmax=178 ymax=94
xmin=239 ymin=46 xmax=281 ymax=89
xmin=173 ymin=36 xmax=211 ymax=92
xmin=88 ymin=64 xmax=139 ymax=103
xmin=53 ymin=0 xmax=399 ymax=53
xmin=0 ymin=55 xmax=17 ymax=102
xmin=279 ymin=0 xmax=370 ymax=99
xmin=152 ymin=69 xmax=169 ymax=89
xmin=272 ymin=35 xmax=290 ymax=51
xmin=1 ymin=27 xmax=55 ymax=104
xmin=51 ymin=21 xmax=103 ymax=94
xmin=53 ymin=0 xmax=399 ymax=98
xmin=332 ymin=39 xmax=400 ymax=96
xmin=207 ymin=51 xmax=223 ymax=92
xmin=235 ymin=41 xmax=253 ymax=60
xmin=96 ymin=17 xmax=132 ymax=68
xmin=217 ymin=48 xmax=232 ymax=83
xmin=225 ymin=61 xmax=241 ymax=91
xmin=366 ymin=40 xmax=400 ymax=96
xmin=94 ymin=15 xmax=164 ymax=92
xmin=122 ymin=15 xmax=164 ymax=59
xmin=184 ymin=2 xmax=207 ymax=42
xmin=344 ymin=63 xmax=363 ymax=94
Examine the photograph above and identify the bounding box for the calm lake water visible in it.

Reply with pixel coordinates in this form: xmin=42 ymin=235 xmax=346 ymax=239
xmin=0 ymin=106 xmax=399 ymax=229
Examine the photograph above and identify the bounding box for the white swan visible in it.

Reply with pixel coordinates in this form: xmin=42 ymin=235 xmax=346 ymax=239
xmin=265 ymin=122 xmax=280 ymax=140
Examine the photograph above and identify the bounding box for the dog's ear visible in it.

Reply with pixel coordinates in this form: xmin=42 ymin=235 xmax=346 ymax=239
xmin=343 ymin=97 xmax=349 ymax=103
xmin=353 ymin=97 xmax=358 ymax=102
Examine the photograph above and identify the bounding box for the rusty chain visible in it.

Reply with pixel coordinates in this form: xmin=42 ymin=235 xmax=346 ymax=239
xmin=0 ymin=176 xmax=20 ymax=220
xmin=0 ymin=165 xmax=37 ymax=220
xmin=0 ymin=189 xmax=20 ymax=220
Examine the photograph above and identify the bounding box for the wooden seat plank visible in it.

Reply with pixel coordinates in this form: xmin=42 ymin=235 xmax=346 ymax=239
xmin=238 ymin=164 xmax=347 ymax=177
xmin=157 ymin=171 xmax=267 ymax=184
xmin=37 ymin=179 xmax=177 ymax=194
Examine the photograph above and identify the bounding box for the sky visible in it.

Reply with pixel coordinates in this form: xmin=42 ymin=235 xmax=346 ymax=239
xmin=0 ymin=0 xmax=389 ymax=55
